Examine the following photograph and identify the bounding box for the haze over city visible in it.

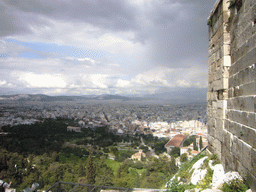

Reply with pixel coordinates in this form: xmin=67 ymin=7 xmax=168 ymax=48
xmin=1 ymin=0 xmax=215 ymax=97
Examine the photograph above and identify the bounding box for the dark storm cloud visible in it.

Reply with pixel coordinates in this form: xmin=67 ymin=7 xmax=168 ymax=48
xmin=2 ymin=0 xmax=139 ymax=34
xmin=142 ymin=0 xmax=215 ymax=67
xmin=0 ymin=1 xmax=28 ymax=37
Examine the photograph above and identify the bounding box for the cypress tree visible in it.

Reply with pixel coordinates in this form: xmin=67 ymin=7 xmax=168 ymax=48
xmin=199 ymin=136 xmax=203 ymax=151
xmin=86 ymin=150 xmax=95 ymax=184
xmin=193 ymin=137 xmax=198 ymax=151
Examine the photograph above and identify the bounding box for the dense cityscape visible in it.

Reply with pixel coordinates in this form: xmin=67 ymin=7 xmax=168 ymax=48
xmin=0 ymin=96 xmax=207 ymax=138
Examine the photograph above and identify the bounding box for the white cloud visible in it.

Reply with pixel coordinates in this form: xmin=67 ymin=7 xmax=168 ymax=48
xmin=18 ymin=73 xmax=67 ymax=88
xmin=0 ymin=80 xmax=7 ymax=86
xmin=176 ymin=79 xmax=190 ymax=87
xmin=116 ymin=79 xmax=131 ymax=88
xmin=0 ymin=80 xmax=15 ymax=88
xmin=113 ymin=66 xmax=208 ymax=95
xmin=89 ymin=74 xmax=109 ymax=89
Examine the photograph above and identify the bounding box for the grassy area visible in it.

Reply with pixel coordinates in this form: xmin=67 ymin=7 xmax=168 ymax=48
xmin=175 ymin=154 xmax=207 ymax=182
xmin=136 ymin=168 xmax=146 ymax=175
xmin=105 ymin=158 xmax=122 ymax=175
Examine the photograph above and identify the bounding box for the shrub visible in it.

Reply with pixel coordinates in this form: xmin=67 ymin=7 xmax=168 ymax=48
xmin=196 ymin=168 xmax=213 ymax=190
xmin=221 ymin=178 xmax=250 ymax=192
xmin=180 ymin=153 xmax=187 ymax=162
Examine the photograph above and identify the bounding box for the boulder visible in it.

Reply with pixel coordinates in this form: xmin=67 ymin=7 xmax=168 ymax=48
xmin=211 ymin=164 xmax=225 ymax=188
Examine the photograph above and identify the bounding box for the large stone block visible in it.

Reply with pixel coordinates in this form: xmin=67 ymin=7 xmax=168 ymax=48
xmin=236 ymin=122 xmax=243 ymax=138
xmin=233 ymin=73 xmax=239 ymax=87
xmin=216 ymin=118 xmax=224 ymax=129
xmin=222 ymin=0 xmax=230 ymax=11
xmin=217 ymin=99 xmax=227 ymax=108
xmin=216 ymin=126 xmax=224 ymax=142
xmin=224 ymin=119 xmax=229 ymax=130
xmin=209 ymin=126 xmax=216 ymax=137
xmin=228 ymin=76 xmax=234 ymax=88
xmin=217 ymin=108 xmax=225 ymax=119
xmin=228 ymin=120 xmax=235 ymax=134
xmin=252 ymin=3 xmax=256 ymax=25
xmin=255 ymin=96 xmax=256 ymax=113
xmin=247 ymin=172 xmax=256 ymax=192
xmin=241 ymin=111 xmax=249 ymax=126
xmin=248 ymin=63 xmax=255 ymax=82
xmin=242 ymin=125 xmax=256 ymax=147
xmin=228 ymin=87 xmax=234 ymax=98
xmin=207 ymin=92 xmax=212 ymax=101
xmin=238 ymin=67 xmax=250 ymax=85
xmin=215 ymin=57 xmax=224 ymax=69
xmin=237 ymin=161 xmax=249 ymax=178
xmin=234 ymin=86 xmax=242 ymax=97
xmin=227 ymin=98 xmax=234 ymax=109
xmin=243 ymin=96 xmax=255 ymax=112
xmin=248 ymin=33 xmax=256 ymax=54
xmin=223 ymin=130 xmax=231 ymax=148
xmin=251 ymin=148 xmax=256 ymax=177
xmin=231 ymin=110 xmax=241 ymax=123
xmin=247 ymin=112 xmax=256 ymax=129
xmin=215 ymin=67 xmax=223 ymax=80
xmin=222 ymin=144 xmax=233 ymax=171
xmin=237 ymin=11 xmax=252 ymax=35
xmin=225 ymin=109 xmax=230 ymax=119
xmin=209 ymin=53 xmax=216 ymax=66
xmin=242 ymin=142 xmax=253 ymax=172
xmin=230 ymin=47 xmax=256 ymax=76
xmin=214 ymin=137 xmax=222 ymax=153
xmin=241 ymin=82 xmax=256 ymax=96
xmin=232 ymin=136 xmax=243 ymax=161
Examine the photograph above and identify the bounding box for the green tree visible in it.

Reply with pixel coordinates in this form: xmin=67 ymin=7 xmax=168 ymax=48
xmin=95 ymin=166 xmax=113 ymax=186
xmin=170 ymin=147 xmax=180 ymax=157
xmin=114 ymin=163 xmax=130 ymax=187
xmin=193 ymin=137 xmax=198 ymax=151
xmin=180 ymin=153 xmax=187 ymax=162
xmin=94 ymin=156 xmax=113 ymax=186
xmin=86 ymin=151 xmax=95 ymax=184
xmin=78 ymin=161 xmax=85 ymax=177
xmin=170 ymin=155 xmax=178 ymax=174
xmin=199 ymin=136 xmax=203 ymax=151
xmin=110 ymin=147 xmax=119 ymax=157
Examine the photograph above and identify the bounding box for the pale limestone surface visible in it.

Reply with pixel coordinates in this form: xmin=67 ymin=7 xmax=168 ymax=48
xmin=211 ymin=164 xmax=225 ymax=189
xmin=190 ymin=156 xmax=208 ymax=185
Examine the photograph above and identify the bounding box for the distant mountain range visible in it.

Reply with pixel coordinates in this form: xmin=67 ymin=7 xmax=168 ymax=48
xmin=0 ymin=94 xmax=132 ymax=101
xmin=0 ymin=88 xmax=207 ymax=104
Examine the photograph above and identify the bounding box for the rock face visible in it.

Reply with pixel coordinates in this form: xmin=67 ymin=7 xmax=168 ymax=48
xmin=190 ymin=156 xmax=208 ymax=185
xmin=169 ymin=156 xmax=250 ymax=191
xmin=191 ymin=169 xmax=207 ymax=185
xmin=211 ymin=163 xmax=244 ymax=189
xmin=211 ymin=164 xmax=225 ymax=188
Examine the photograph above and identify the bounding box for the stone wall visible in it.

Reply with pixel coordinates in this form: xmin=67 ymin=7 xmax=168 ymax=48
xmin=207 ymin=0 xmax=256 ymax=191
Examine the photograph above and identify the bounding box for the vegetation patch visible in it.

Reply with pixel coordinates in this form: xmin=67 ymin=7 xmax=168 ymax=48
xmin=220 ymin=178 xmax=249 ymax=192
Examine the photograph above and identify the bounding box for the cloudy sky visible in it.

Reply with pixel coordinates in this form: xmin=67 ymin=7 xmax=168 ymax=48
xmin=0 ymin=0 xmax=215 ymax=96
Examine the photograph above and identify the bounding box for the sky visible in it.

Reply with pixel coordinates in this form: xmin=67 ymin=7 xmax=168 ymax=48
xmin=0 ymin=0 xmax=215 ymax=96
